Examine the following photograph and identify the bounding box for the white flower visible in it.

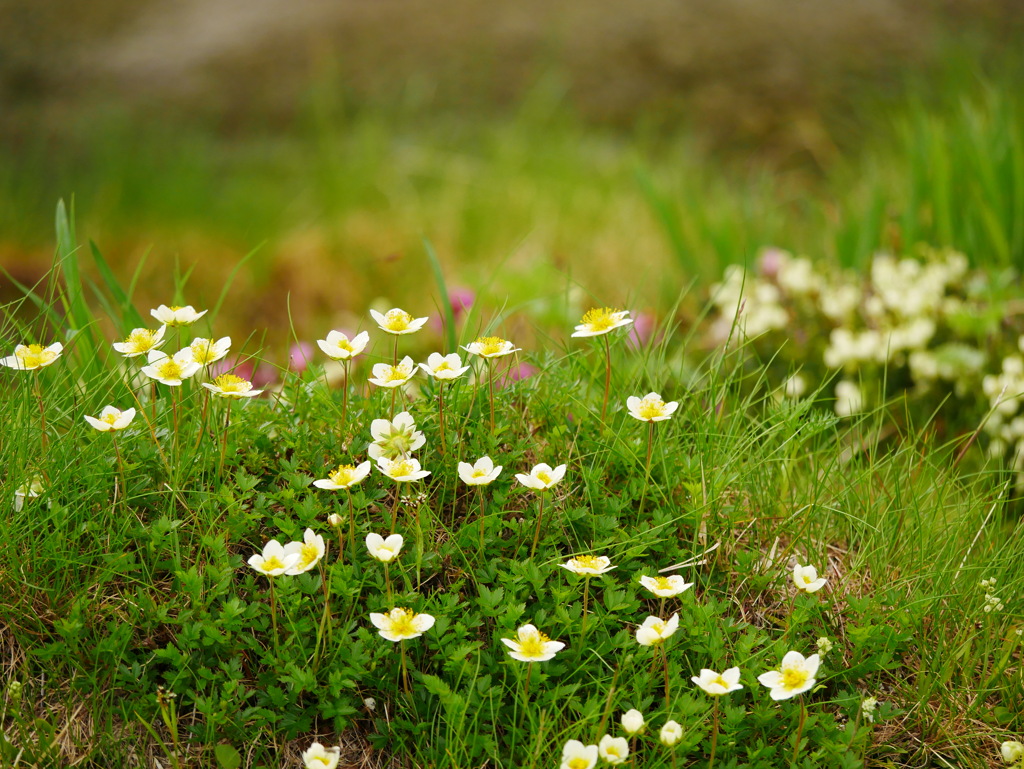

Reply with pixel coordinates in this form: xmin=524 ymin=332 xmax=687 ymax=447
xmin=691 ymin=667 xmax=744 ymax=697
xmin=84 ymin=406 xmax=137 ymax=432
xmin=189 ymin=337 xmax=231 ymax=366
xmin=757 ymin=651 xmax=820 ymax=700
xmin=375 ymin=456 xmax=431 ymax=482
xmin=462 ymin=336 xmax=520 ymax=359
xmin=1 ymin=342 xmax=63 ymax=371
xmin=834 ymin=380 xmax=863 ymax=418
xmin=860 ymin=696 xmax=879 ymax=724
xmin=620 ymin=709 xmax=645 ymax=735
xmin=783 ymin=374 xmax=808 ymax=399
xmin=327 ymin=513 xmax=343 ymax=527
xmin=635 ymin=614 xmax=679 ymax=646
xmin=659 ymin=720 xmax=683 ymax=747
xmin=141 ymin=349 xmax=202 ymax=386
xmin=313 ymin=461 xmax=373 ymax=490
xmin=366 ymin=533 xmax=404 ymax=563
xmin=301 ymin=742 xmax=340 ymax=769
xmin=572 ymin=308 xmax=633 ymax=338
xmin=367 ymin=411 xmax=425 ymax=461
xmin=792 ymin=563 xmax=827 ymax=593
xmin=1001 ymin=740 xmax=1024 ymax=765
xmin=282 ymin=528 xmax=326 ymax=575
xmin=458 ymin=456 xmax=503 ymax=485
xmin=816 ymin=637 xmax=833 ymax=655
xmin=562 ymin=555 xmax=615 ymax=576
xmin=419 ymin=352 xmax=471 ymax=380
xmin=560 ymin=740 xmax=598 ymax=769
xmin=317 ymin=330 xmax=370 ymax=361
xmin=626 ymin=392 xmax=679 ymax=422
xmin=368 ymin=356 xmax=416 ymax=389
xmin=598 ymin=735 xmax=629 ymax=765
xmin=370 ymin=308 xmax=428 ymax=335
xmin=369 ymin=608 xmax=435 ymax=641
xmin=248 ymin=540 xmax=301 ymax=576
xmin=151 ymin=305 xmax=207 ymax=327
xmin=638 ymin=574 xmax=693 ymax=598
xmin=201 ymin=374 xmax=262 ymax=398
xmin=13 ymin=477 xmax=44 ymax=512
xmin=500 ymin=624 xmax=566 ymax=662
xmin=515 ymin=463 xmax=566 ymax=491
xmin=113 ymin=327 xmax=165 ymax=357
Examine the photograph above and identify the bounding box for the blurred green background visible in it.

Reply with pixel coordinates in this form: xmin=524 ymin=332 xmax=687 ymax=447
xmin=1 ymin=0 xmax=1023 ymax=350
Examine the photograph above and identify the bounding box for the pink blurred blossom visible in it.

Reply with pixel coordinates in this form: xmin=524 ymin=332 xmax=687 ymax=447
xmin=757 ymin=247 xmax=787 ymax=279
xmin=289 ymin=342 xmax=315 ymax=373
xmin=627 ymin=311 xmax=658 ymax=350
xmin=431 ymin=287 xmax=477 ymax=333
xmin=501 ymin=362 xmax=537 ymax=388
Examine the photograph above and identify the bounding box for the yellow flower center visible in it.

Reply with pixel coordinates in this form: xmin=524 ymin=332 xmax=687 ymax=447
xmin=434 ymin=360 xmax=452 ymax=372
xmin=16 ymin=345 xmax=55 ymax=369
xmin=389 ymin=460 xmax=414 ymax=478
xmin=636 ymin=397 xmax=666 ymax=420
xmin=605 ymin=745 xmax=623 ymax=758
xmin=573 ymin=555 xmax=603 ymax=571
xmin=213 ymin=374 xmax=250 ymax=393
xmin=516 ymin=630 xmax=551 ymax=659
xmin=568 ymin=758 xmax=590 ymax=769
xmin=101 ymin=411 xmax=121 ymax=426
xmin=156 ymin=359 xmax=184 ymax=379
xmin=384 ymin=365 xmax=411 ymax=382
xmin=780 ymin=667 xmax=809 ymax=691
xmin=474 ymin=336 xmax=508 ymax=356
xmin=471 ymin=468 xmax=489 ymax=478
xmin=335 ymin=338 xmax=353 ymax=352
xmin=652 ymin=576 xmax=674 ymax=591
xmin=711 ymin=674 xmax=730 ymax=689
xmin=535 ymin=471 xmax=552 ymax=485
xmin=387 ymin=608 xmax=417 ymax=637
xmin=262 ymin=555 xmax=286 ymax=572
xmin=383 ymin=309 xmax=414 ymax=331
xmin=191 ymin=339 xmax=217 ymax=364
xmin=123 ymin=329 xmax=158 ymax=353
xmin=169 ymin=305 xmax=183 ymax=311
xmin=581 ymin=307 xmax=620 ymax=331
xmin=330 ymin=464 xmax=358 ymax=485
xmin=801 ymin=575 xmax=814 ymax=586
xmin=309 ymin=758 xmax=332 ymax=768
xmin=298 ymin=543 xmax=320 ymax=569
xmin=649 ymin=620 xmax=667 ymax=636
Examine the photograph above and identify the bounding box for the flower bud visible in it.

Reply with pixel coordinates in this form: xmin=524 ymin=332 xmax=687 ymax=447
xmin=621 ymin=709 xmax=645 ymax=735
xmin=659 ymin=720 xmax=683 ymax=747
xmin=327 ymin=513 xmax=343 ymax=527
xmin=1002 ymin=741 xmax=1024 ymax=765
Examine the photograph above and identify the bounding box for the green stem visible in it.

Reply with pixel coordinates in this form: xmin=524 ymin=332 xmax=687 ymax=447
xmin=438 ymin=384 xmax=447 ymax=455
xmin=33 ymin=374 xmax=47 ymax=451
xmin=400 ymin=641 xmax=411 ymax=695
xmin=581 ymin=578 xmax=590 ymax=640
xmin=112 ymin=434 xmax=127 ymax=509
xmin=662 ymin=643 xmax=670 ymax=707
xmin=269 ymin=576 xmax=279 ymax=655
xmin=478 ymin=486 xmax=487 ymax=557
xmin=347 ymin=490 xmax=357 ymax=564
xmin=391 ymin=484 xmax=401 ymax=532
xmin=602 ymin=335 xmax=611 ymax=423
xmin=487 ymin=360 xmax=496 ymax=432
xmin=709 ymin=698 xmax=720 ymax=769
xmin=341 ymin=359 xmax=350 ymax=448
xmin=791 ymin=698 xmax=807 ymax=767
xmin=530 ymin=494 xmax=546 ymax=559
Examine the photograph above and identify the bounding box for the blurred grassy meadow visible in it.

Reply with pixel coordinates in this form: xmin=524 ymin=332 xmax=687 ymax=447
xmin=2 ymin=0 xmax=1024 ymax=355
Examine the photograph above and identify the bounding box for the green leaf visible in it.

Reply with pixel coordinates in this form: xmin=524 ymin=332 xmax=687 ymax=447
xmin=214 ymin=744 xmax=242 ymax=769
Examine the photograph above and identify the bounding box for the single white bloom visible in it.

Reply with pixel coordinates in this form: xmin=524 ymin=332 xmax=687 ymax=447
xmin=462 ymin=336 xmax=520 ymax=359
xmin=621 ymin=709 xmax=645 ymax=735
xmin=659 ymin=720 xmax=683 ymax=747
xmin=793 ymin=563 xmax=828 ymax=593
xmin=757 ymin=651 xmax=820 ymax=700
xmin=783 ymin=374 xmax=808 ymax=399
xmin=13 ymin=477 xmax=44 ymax=512
xmin=635 ymin=614 xmax=679 ymax=646
xmin=84 ymin=406 xmax=137 ymax=432
xmin=562 ymin=555 xmax=615 ymax=576
xmin=313 ymin=461 xmax=372 ymax=490
xmin=572 ymin=308 xmax=633 ymax=338
xmin=1001 ymin=740 xmax=1024 ymax=765
xmin=598 ymin=735 xmax=629 ymax=765
xmin=835 ymin=380 xmax=864 ymax=418
xmin=366 ymin=533 xmax=404 ymax=563
xmin=367 ymin=411 xmax=425 ymax=460
xmin=860 ymin=696 xmax=879 ymax=724
xmin=368 ymin=357 xmax=416 ymax=389
xmin=1 ymin=342 xmax=63 ymax=371
xmin=201 ymin=374 xmax=262 ymax=398
xmin=151 ymin=304 xmax=207 ymax=327
xmin=189 ymin=336 xmax=231 ymax=366
xmin=301 ymin=741 xmax=341 ymax=769
xmin=560 ymin=740 xmax=598 ymax=769
xmin=515 ymin=463 xmax=567 ymax=491
xmin=626 ymin=392 xmax=679 ymax=422
xmin=113 ymin=326 xmax=165 ymax=357
xmin=248 ymin=540 xmax=301 ymax=576
xmin=317 ymin=330 xmax=370 ymax=361
xmin=691 ymin=667 xmax=744 ymax=697
xmin=141 ymin=349 xmax=202 ymax=386
xmin=282 ymin=528 xmax=326 ymax=575
xmin=376 ymin=456 xmax=431 ymax=482
xmin=638 ymin=574 xmax=694 ymax=598
xmin=500 ymin=624 xmax=566 ymax=662
xmin=458 ymin=456 xmax=503 ymax=486
xmin=369 ymin=607 xmax=435 ymax=641
xmin=370 ymin=308 xmax=428 ymax=335
xmin=419 ymin=352 xmax=471 ymax=380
